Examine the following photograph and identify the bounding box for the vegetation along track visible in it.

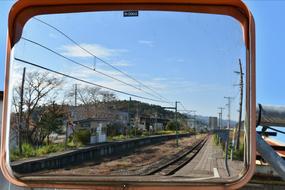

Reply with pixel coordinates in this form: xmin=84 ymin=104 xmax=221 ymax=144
xmin=141 ymin=136 xmax=208 ymax=176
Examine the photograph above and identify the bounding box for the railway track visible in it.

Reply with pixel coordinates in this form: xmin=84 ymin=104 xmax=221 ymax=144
xmin=141 ymin=136 xmax=208 ymax=176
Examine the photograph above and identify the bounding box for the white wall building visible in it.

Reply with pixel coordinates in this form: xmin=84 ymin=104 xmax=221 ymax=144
xmin=209 ymin=117 xmax=218 ymax=131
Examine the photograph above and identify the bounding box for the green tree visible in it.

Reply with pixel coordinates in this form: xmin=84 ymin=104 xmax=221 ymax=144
xmin=36 ymin=102 xmax=65 ymax=145
xmin=166 ymin=120 xmax=180 ymax=131
xmin=107 ymin=122 xmax=125 ymax=136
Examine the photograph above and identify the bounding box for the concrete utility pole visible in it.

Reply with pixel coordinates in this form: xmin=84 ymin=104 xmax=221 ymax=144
xmin=218 ymin=112 xmax=221 ymax=130
xmin=19 ymin=67 xmax=26 ymax=155
xmin=175 ymin=101 xmax=179 ymax=147
xmin=234 ymin=59 xmax=244 ymax=150
xmin=64 ymin=120 xmax=69 ymax=150
xmin=162 ymin=101 xmax=180 ymax=147
xmin=135 ymin=101 xmax=139 ymax=136
xmin=218 ymin=107 xmax=225 ymax=129
xmin=127 ymin=97 xmax=131 ymax=138
xmin=74 ymin=83 xmax=78 ymax=106
xmin=224 ymin=96 xmax=234 ymax=161
xmin=154 ymin=111 xmax=158 ymax=132
xmin=224 ymin=97 xmax=234 ymax=130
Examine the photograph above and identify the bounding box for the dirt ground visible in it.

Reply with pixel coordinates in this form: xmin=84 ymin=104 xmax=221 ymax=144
xmin=42 ymin=134 xmax=206 ymax=176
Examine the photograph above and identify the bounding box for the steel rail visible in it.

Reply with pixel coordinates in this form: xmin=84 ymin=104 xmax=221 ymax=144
xmin=141 ymin=136 xmax=208 ymax=176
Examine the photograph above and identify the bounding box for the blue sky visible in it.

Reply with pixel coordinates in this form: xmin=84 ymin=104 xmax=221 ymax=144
xmin=11 ymin=10 xmax=244 ymax=118
xmin=1 ymin=0 xmax=285 ymax=142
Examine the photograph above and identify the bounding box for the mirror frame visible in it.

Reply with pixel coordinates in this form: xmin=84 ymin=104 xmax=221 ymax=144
xmin=0 ymin=0 xmax=256 ymax=189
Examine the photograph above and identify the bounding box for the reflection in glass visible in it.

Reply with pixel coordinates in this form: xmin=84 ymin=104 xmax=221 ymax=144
xmin=8 ymin=11 xmax=246 ymax=182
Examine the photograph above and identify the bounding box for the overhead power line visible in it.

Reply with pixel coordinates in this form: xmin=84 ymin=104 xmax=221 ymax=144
xmin=14 ymin=57 xmax=172 ymax=104
xmin=21 ymin=37 xmax=172 ymax=103
xmin=178 ymin=102 xmax=196 ymax=114
xmin=33 ymin=17 xmax=170 ymax=102
xmin=179 ymin=102 xmax=187 ymax=112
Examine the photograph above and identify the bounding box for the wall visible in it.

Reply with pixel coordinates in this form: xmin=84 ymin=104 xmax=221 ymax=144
xmin=11 ymin=133 xmax=190 ymax=174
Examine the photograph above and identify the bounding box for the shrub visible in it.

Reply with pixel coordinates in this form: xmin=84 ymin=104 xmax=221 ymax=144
xmin=22 ymin=143 xmax=36 ymax=157
xmin=153 ymin=130 xmax=175 ymax=135
xmin=107 ymin=123 xmax=124 ymax=136
xmin=73 ymin=129 xmax=91 ymax=145
xmin=36 ymin=144 xmax=65 ymax=156
xmin=10 ymin=143 xmax=36 ymax=161
xmin=111 ymin=135 xmax=127 ymax=141
xmin=233 ymin=143 xmax=244 ymax=161
xmin=166 ymin=120 xmax=180 ymax=131
xmin=10 ymin=149 xmax=20 ymax=161
xmin=142 ymin=131 xmax=150 ymax=136
xmin=213 ymin=134 xmax=220 ymax=145
xmin=129 ymin=127 xmax=143 ymax=136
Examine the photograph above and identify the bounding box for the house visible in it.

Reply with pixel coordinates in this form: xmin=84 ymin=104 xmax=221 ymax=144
xmin=114 ymin=111 xmax=129 ymax=126
xmin=153 ymin=122 xmax=164 ymax=131
xmin=70 ymin=105 xmax=130 ymax=139
xmin=136 ymin=115 xmax=169 ymax=131
xmin=74 ymin=118 xmax=108 ymax=144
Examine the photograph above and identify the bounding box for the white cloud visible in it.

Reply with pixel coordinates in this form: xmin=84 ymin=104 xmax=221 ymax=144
xmin=138 ymin=40 xmax=154 ymax=47
xmin=60 ymin=43 xmax=128 ymax=58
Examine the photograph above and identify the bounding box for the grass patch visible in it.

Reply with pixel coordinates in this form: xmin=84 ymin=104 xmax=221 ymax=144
xmin=10 ymin=142 xmax=81 ymax=161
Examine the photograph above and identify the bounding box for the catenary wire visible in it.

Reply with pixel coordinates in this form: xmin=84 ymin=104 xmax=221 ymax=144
xmin=33 ymin=17 xmax=170 ymax=102
xmin=21 ymin=37 xmax=173 ymax=103
xmin=14 ymin=57 xmax=172 ymax=104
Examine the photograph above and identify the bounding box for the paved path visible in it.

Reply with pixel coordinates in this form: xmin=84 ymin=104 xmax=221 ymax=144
xmin=174 ymin=135 xmax=244 ymax=180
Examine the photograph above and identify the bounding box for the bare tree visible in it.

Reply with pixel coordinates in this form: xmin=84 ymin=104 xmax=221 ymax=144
xmin=100 ymin=90 xmax=117 ymax=102
xmin=66 ymin=85 xmax=101 ymax=105
xmin=12 ymin=71 xmax=63 ymax=146
xmin=78 ymin=86 xmax=101 ymax=105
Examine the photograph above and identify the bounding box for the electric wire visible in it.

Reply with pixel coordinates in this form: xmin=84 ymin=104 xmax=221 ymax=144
xmin=179 ymin=102 xmax=187 ymax=112
xmin=14 ymin=57 xmax=173 ymax=104
xmin=178 ymin=102 xmax=196 ymax=115
xmin=33 ymin=17 xmax=170 ymax=102
xmin=21 ymin=37 xmax=173 ymax=104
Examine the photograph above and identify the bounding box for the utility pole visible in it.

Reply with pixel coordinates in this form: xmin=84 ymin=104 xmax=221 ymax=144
xmin=127 ymin=97 xmax=131 ymax=138
xmin=19 ymin=67 xmax=26 ymax=155
xmin=64 ymin=120 xmax=69 ymax=150
xmin=74 ymin=83 xmax=78 ymax=106
xmin=162 ymin=101 xmax=180 ymax=147
xmin=224 ymin=96 xmax=234 ymax=160
xmin=224 ymin=97 xmax=234 ymax=130
xmin=175 ymin=101 xmax=179 ymax=147
xmin=135 ymin=101 xmax=139 ymax=136
xmin=218 ymin=112 xmax=221 ymax=130
xmin=234 ymin=59 xmax=244 ymax=150
xmin=154 ymin=111 xmax=158 ymax=132
xmin=218 ymin=107 xmax=225 ymax=129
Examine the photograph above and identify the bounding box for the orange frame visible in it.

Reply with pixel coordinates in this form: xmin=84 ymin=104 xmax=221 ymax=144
xmin=1 ymin=0 xmax=256 ymax=189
